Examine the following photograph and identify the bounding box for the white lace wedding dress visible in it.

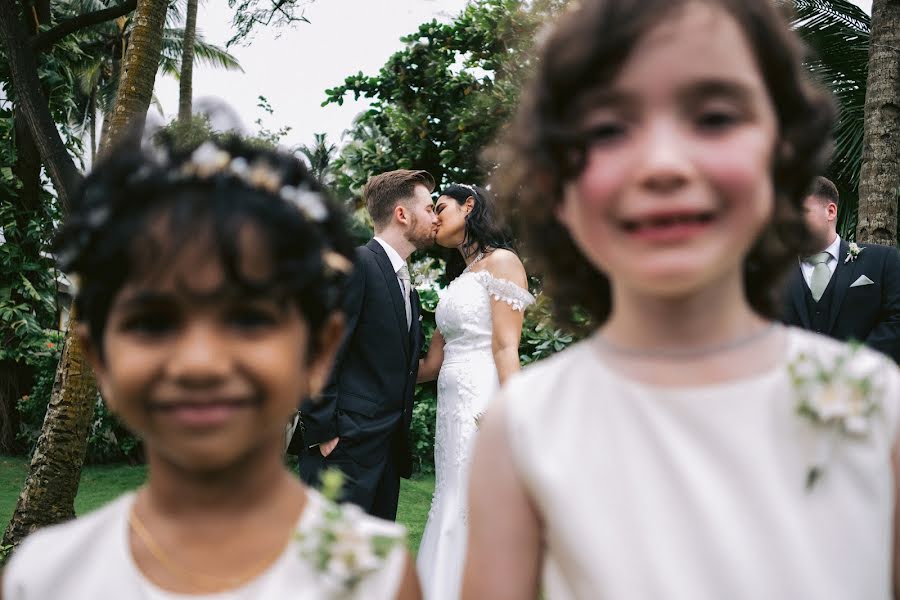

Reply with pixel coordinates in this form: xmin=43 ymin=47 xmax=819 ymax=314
xmin=416 ymin=267 xmax=534 ymax=600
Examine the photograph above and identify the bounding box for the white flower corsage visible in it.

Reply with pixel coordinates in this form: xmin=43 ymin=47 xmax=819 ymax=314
xmin=844 ymin=242 xmax=863 ymax=263
xmin=296 ymin=469 xmax=403 ymax=595
xmin=789 ymin=344 xmax=880 ymax=491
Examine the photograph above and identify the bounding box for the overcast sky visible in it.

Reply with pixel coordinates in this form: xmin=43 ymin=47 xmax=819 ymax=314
xmin=152 ymin=0 xmax=874 ymax=151
xmin=152 ymin=0 xmax=471 ymax=149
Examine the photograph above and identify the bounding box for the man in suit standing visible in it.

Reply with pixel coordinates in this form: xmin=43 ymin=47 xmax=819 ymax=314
xmin=299 ymin=169 xmax=437 ymax=519
xmin=783 ymin=176 xmax=900 ymax=363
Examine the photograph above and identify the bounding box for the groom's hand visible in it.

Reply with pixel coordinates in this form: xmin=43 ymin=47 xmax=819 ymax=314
xmin=320 ymin=437 xmax=340 ymax=457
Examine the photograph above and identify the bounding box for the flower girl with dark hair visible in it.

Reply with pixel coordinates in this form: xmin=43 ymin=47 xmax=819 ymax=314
xmin=464 ymin=1 xmax=900 ymax=598
xmin=1 ymin=136 xmax=420 ymax=599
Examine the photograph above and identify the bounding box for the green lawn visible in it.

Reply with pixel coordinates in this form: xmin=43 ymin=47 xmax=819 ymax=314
xmin=1 ymin=455 xmax=434 ymax=554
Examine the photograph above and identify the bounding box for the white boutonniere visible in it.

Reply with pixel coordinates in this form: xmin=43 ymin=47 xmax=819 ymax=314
xmin=789 ymin=344 xmax=880 ymax=491
xmin=844 ymin=242 xmax=863 ymax=263
xmin=296 ymin=469 xmax=403 ymax=595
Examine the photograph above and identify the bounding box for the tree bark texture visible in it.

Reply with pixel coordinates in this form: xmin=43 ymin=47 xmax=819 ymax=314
xmin=178 ymin=0 xmax=198 ymax=124
xmin=0 ymin=0 xmax=83 ymax=212
xmin=99 ymin=0 xmax=168 ymax=157
xmin=856 ymin=0 xmax=900 ymax=246
xmin=1 ymin=0 xmax=165 ymax=552
xmin=1 ymin=333 xmax=96 ymax=548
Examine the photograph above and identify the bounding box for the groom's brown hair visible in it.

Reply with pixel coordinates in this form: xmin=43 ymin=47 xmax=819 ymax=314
xmin=364 ymin=169 xmax=435 ymax=229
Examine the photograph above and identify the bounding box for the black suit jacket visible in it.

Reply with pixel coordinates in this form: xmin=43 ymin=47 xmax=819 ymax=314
xmin=301 ymin=240 xmax=423 ymax=478
xmin=783 ymin=240 xmax=900 ymax=363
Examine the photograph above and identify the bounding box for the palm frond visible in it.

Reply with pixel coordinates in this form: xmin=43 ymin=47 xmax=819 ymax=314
xmin=791 ymin=0 xmax=870 ymax=190
xmin=792 ymin=0 xmax=870 ymax=33
xmin=160 ymin=28 xmax=243 ymax=72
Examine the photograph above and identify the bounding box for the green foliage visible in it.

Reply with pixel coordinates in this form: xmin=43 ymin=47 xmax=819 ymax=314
xmin=0 ymin=541 xmax=12 ymax=566
xmin=227 ymin=0 xmax=314 ymax=47
xmin=16 ymin=333 xmax=142 ymax=464
xmin=153 ymin=113 xmax=218 ymax=152
xmin=0 ymin=116 xmax=61 ymax=367
xmin=153 ymin=98 xmax=293 ymax=154
xmin=14 ymin=334 xmax=62 ymax=449
xmin=325 ymin=0 xmax=564 ymax=201
xmin=157 ymin=27 xmax=244 ymax=77
xmin=297 ymin=133 xmax=337 ymax=186
xmin=410 ymin=384 xmax=438 ymax=474
xmin=408 ymin=281 xmax=441 ymax=474
xmin=791 ymin=0 xmax=870 ymax=239
xmin=253 ymin=95 xmax=293 ymax=148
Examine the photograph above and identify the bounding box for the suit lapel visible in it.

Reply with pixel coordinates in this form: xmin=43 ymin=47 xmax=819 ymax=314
xmin=366 ymin=239 xmax=410 ymax=358
xmin=827 ymin=239 xmax=860 ymax=332
xmin=788 ymin=263 xmax=812 ymax=328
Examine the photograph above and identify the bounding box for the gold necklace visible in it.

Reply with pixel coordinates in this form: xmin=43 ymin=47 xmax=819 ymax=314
xmin=129 ymin=507 xmax=294 ymax=594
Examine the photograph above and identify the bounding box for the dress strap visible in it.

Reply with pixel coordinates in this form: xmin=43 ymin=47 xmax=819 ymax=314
xmin=471 ymin=271 xmax=535 ymax=312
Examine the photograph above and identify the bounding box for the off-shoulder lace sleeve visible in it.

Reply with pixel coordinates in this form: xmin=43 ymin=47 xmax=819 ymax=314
xmin=473 ymin=271 xmax=535 ymax=312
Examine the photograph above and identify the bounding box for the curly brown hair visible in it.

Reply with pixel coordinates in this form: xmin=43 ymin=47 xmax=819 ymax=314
xmin=491 ymin=0 xmax=835 ymax=332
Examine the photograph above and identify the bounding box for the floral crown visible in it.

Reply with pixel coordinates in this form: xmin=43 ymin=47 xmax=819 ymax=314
xmin=57 ymin=140 xmax=353 ymax=293
xmin=175 ymin=142 xmax=352 ymax=275
xmin=179 ymin=142 xmax=330 ymax=222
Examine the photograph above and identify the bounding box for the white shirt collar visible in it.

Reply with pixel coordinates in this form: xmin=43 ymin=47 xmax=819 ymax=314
xmin=373 ymin=237 xmax=406 ymax=274
xmin=823 ymin=233 xmax=842 ymax=262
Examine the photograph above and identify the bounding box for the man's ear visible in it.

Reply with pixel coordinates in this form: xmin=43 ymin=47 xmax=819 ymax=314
xmin=307 ymin=313 xmax=345 ymax=397
xmin=394 ymin=203 xmax=410 ymax=227
xmin=827 ymin=202 xmax=839 ymax=222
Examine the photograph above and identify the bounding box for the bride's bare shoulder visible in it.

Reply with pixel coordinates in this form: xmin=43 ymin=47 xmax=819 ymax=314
xmin=482 ymin=249 xmax=527 ymax=287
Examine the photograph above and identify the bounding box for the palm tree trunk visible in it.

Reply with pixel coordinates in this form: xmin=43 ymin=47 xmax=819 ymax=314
xmin=100 ymin=0 xmax=168 ymax=156
xmin=3 ymin=0 xmax=169 ymax=551
xmin=856 ymin=0 xmax=900 ymax=246
xmin=1 ymin=334 xmax=97 ymax=548
xmin=0 ymin=0 xmax=83 ymax=210
xmin=178 ymin=0 xmax=198 ymax=125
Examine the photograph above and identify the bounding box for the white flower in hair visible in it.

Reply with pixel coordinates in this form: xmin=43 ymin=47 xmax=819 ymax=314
xmin=227 ymin=156 xmax=250 ymax=177
xmin=247 ymin=162 xmax=282 ymax=194
xmin=188 ymin=141 xmax=230 ymax=177
xmin=322 ymin=250 xmax=353 ymax=274
xmin=281 ymin=185 xmax=328 ymax=222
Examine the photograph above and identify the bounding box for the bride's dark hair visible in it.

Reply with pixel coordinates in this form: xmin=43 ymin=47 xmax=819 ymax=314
xmin=440 ymin=184 xmax=516 ymax=280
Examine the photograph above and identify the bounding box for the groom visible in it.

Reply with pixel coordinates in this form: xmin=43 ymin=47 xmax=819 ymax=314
xmin=783 ymin=176 xmax=900 ymax=363
xmin=299 ymin=169 xmax=437 ymax=519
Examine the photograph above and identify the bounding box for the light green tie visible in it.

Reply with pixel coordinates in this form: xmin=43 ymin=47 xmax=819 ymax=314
xmin=806 ymin=251 xmax=831 ymax=302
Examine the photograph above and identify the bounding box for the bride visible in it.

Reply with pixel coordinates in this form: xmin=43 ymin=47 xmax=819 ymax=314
xmin=415 ymin=184 xmax=534 ymax=600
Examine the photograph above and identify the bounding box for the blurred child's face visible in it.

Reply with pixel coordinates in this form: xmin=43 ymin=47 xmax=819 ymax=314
xmin=557 ymin=2 xmax=777 ymax=301
xmin=87 ymin=224 xmax=337 ymax=473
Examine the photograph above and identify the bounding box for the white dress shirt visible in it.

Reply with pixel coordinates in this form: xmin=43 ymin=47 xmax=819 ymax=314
xmin=800 ymin=234 xmax=841 ymax=289
xmin=373 ymin=236 xmax=410 ymax=311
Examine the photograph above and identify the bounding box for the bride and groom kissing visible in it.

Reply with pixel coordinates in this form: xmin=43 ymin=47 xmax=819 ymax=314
xmin=298 ymin=168 xmax=534 ymax=598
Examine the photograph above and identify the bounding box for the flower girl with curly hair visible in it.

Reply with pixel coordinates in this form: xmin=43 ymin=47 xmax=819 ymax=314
xmin=464 ymin=1 xmax=900 ymax=598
